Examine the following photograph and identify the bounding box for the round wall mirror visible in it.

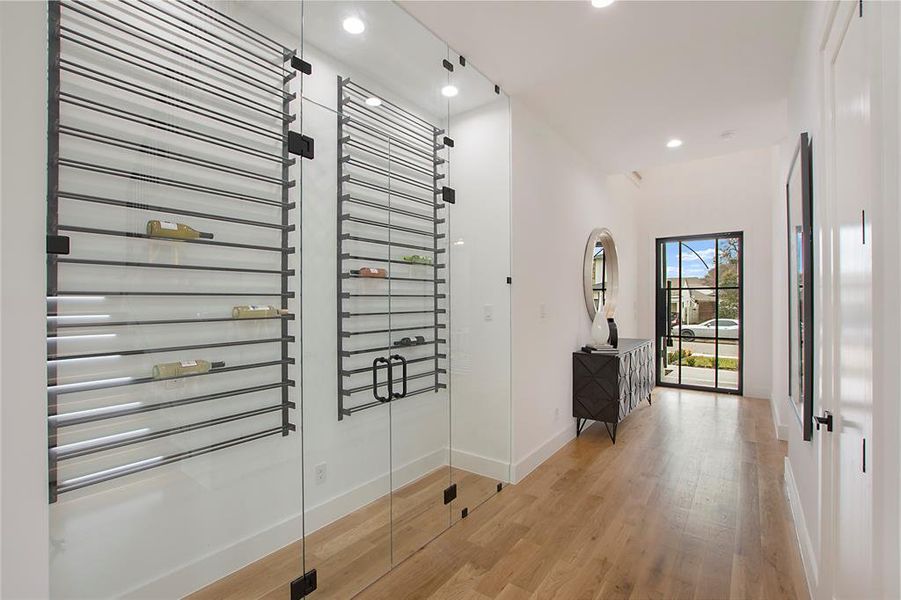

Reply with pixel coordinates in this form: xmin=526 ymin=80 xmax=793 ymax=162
xmin=583 ymin=228 xmax=619 ymax=320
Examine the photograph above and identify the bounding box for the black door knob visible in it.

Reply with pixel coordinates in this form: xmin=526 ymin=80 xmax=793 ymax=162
xmin=814 ymin=411 xmax=833 ymax=432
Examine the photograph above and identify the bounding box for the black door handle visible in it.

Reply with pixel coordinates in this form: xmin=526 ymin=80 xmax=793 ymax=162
xmin=814 ymin=411 xmax=833 ymax=432
xmin=389 ymin=354 xmax=407 ymax=399
xmin=372 ymin=356 xmax=392 ymax=403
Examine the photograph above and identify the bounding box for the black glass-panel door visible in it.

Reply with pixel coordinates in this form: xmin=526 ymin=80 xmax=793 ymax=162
xmin=655 ymin=232 xmax=743 ymax=394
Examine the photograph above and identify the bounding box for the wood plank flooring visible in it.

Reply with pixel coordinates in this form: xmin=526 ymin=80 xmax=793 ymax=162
xmin=190 ymin=389 xmax=808 ymax=599
xmin=358 ymin=389 xmax=808 ymax=600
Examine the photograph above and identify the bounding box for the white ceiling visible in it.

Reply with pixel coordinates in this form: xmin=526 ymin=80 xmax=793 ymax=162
xmin=400 ymin=0 xmax=806 ymax=174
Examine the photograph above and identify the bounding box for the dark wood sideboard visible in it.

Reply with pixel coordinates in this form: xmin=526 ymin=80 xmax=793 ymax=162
xmin=572 ymin=338 xmax=654 ymax=442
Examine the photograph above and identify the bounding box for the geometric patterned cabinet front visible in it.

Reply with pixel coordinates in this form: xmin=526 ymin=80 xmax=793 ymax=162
xmin=573 ymin=339 xmax=654 ymax=442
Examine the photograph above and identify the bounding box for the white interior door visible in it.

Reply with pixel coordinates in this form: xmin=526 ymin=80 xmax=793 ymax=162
xmin=828 ymin=3 xmax=874 ymax=598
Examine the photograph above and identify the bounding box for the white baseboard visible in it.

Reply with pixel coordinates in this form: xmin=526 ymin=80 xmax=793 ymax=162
xmin=124 ymin=448 xmax=447 ymax=599
xmin=512 ymin=423 xmax=574 ymax=483
xmin=770 ymin=395 xmax=789 ymax=441
xmin=450 ymin=448 xmax=511 ymax=482
xmin=784 ymin=456 xmax=817 ymax=598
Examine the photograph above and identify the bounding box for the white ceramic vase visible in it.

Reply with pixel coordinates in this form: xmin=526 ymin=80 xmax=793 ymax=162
xmin=591 ymin=303 xmax=611 ymax=348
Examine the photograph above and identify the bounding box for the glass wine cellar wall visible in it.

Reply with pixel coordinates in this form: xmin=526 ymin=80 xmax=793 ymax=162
xmin=46 ymin=1 xmax=512 ymax=597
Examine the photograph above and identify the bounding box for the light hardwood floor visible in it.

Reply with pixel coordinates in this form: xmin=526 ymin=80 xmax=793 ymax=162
xmin=191 ymin=388 xmax=809 ymax=599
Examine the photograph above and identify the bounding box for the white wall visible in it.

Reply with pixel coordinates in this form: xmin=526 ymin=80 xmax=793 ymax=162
xmin=0 ymin=3 xmax=51 ymax=597
xmin=509 ymin=100 xmax=638 ymax=482
xmin=611 ymin=146 xmax=777 ymax=404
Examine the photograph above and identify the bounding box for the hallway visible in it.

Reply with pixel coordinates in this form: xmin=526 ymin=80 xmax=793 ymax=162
xmin=359 ymin=388 xmax=808 ymax=599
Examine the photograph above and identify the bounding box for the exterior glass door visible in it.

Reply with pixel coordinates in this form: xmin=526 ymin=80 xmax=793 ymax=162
xmin=655 ymin=233 xmax=743 ymax=393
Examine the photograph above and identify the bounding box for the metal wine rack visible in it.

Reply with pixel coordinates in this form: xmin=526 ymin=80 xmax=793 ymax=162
xmin=46 ymin=0 xmax=300 ymax=500
xmin=337 ymin=77 xmax=451 ymax=418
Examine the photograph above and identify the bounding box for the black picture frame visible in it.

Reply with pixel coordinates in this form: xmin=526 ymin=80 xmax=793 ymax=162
xmin=786 ymin=132 xmax=814 ymax=441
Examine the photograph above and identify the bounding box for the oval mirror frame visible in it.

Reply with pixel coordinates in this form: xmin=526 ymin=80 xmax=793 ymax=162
xmin=583 ymin=228 xmax=619 ymax=321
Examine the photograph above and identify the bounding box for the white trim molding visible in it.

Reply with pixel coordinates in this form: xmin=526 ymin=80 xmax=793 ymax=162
xmin=785 ymin=456 xmax=818 ymax=598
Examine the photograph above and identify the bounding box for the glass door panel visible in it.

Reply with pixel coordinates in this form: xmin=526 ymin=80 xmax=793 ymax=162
xmin=48 ymin=1 xmax=304 ymax=597
xmin=445 ymin=50 xmax=513 ymax=524
xmin=301 ymin=0 xmax=452 ymax=583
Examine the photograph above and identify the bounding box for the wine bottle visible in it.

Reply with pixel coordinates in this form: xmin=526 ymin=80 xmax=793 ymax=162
xmin=351 ymin=267 xmax=387 ymax=278
xmin=232 ymin=305 xmax=288 ymax=319
xmin=152 ymin=359 xmax=225 ymax=379
xmin=402 ymin=255 xmax=432 ymax=265
xmin=147 ymin=220 xmax=214 ymax=240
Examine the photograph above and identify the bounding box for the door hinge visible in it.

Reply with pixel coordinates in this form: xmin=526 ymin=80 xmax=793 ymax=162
xmin=443 ymin=483 xmax=457 ymax=504
xmin=441 ymin=186 xmax=456 ymax=205
xmin=861 ymin=209 xmax=866 ymax=244
xmin=47 ymin=234 xmax=70 ymax=255
xmin=442 ymin=136 xmax=455 ymax=148
xmin=290 ymin=569 xmax=317 ymax=599
xmin=459 ymin=56 xmax=466 ymax=67
xmin=288 ymin=132 xmax=314 ymax=159
xmin=506 ymin=276 xmax=512 ymax=285
xmin=862 ymin=438 xmax=867 ymax=473
xmin=495 ymin=84 xmax=501 ymax=95
xmin=291 ymin=56 xmax=312 ymax=75
xmin=442 ymin=59 xmax=454 ymax=72
xmin=859 ymin=0 xmax=863 ymax=17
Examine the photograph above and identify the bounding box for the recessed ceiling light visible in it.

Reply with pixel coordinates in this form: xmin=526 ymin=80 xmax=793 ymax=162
xmin=342 ymin=16 xmax=365 ymax=35
xmin=666 ymin=138 xmax=683 ymax=149
xmin=365 ymin=96 xmax=382 ymax=107
xmin=591 ymin=0 xmax=615 ymax=7
xmin=441 ymin=84 xmax=459 ymax=98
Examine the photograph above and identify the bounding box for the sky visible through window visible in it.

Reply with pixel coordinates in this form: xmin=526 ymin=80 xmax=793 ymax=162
xmin=666 ymin=238 xmax=716 ymax=280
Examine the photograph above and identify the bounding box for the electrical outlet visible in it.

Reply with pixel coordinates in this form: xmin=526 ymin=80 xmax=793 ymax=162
xmin=483 ymin=304 xmax=494 ymax=322
xmin=315 ymin=463 xmax=327 ymax=484
xmin=539 ymin=303 xmax=547 ymax=319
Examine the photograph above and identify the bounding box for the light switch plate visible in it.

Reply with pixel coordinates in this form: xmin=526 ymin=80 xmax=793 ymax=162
xmin=483 ymin=304 xmax=494 ymax=321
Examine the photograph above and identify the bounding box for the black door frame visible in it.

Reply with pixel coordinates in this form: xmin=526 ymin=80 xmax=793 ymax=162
xmin=654 ymin=231 xmax=744 ymax=395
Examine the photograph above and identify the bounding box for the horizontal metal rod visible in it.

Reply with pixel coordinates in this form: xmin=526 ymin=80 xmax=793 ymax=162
xmin=344 ymin=79 xmax=439 ymax=133
xmin=342 ymin=254 xmax=445 ymax=269
xmin=56 ymin=290 xmax=293 ymax=298
xmin=343 ymin=175 xmax=441 ymax=208
xmin=342 ymin=292 xmax=445 ymax=299
xmin=342 ymin=340 xmax=445 ymax=357
xmin=53 ymin=402 xmax=292 ymax=460
xmin=61 ymin=93 xmax=289 ymax=165
xmin=55 ymin=425 xmax=292 ymax=495
xmin=58 ymin=257 xmax=294 ymax=276
xmin=344 ymin=369 xmax=446 ymax=395
xmin=342 ymin=215 xmax=441 ymax=239
xmin=341 ymin=195 xmax=443 ymax=224
xmin=60 ymin=26 xmax=289 ymax=123
xmin=342 ymin=309 xmax=446 ymax=317
xmin=65 ymin=0 xmax=289 ymax=99
xmin=343 ymin=273 xmax=445 ymax=283
xmin=49 ymin=359 xmax=293 ymax=395
xmin=340 ymin=384 xmax=445 ymax=416
xmin=49 ymin=335 xmax=293 ymax=362
xmin=126 ymin=0 xmax=288 ymax=82
xmin=59 ymin=224 xmax=291 ymax=253
xmin=60 ymin=126 xmax=286 ymax=186
xmin=50 ymin=381 xmax=291 ymax=427
xmin=59 ymin=158 xmax=288 ymax=208
xmin=343 ymin=97 xmax=435 ymax=145
xmin=342 ymin=234 xmax=444 ymax=254
xmin=344 ymin=120 xmax=435 ymax=162
xmin=344 ymin=137 xmax=439 ymax=176
xmin=181 ymin=0 xmax=291 ymax=57
xmin=58 ymin=191 xmax=292 ymax=232
xmin=344 ymin=156 xmax=436 ymax=192
xmin=52 ymin=315 xmax=292 ymax=329
xmin=343 ymin=324 xmax=446 ymax=337
xmin=341 ymin=354 xmax=445 ymax=376
xmin=60 ymin=60 xmax=285 ymax=142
